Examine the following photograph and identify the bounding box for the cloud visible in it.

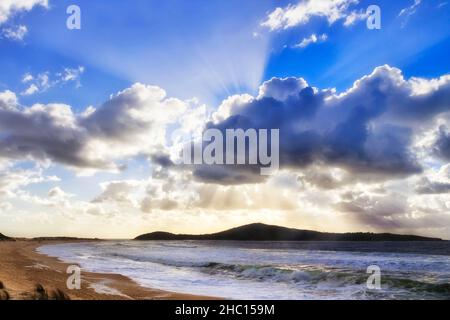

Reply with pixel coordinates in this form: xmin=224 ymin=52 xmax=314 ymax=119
xmin=0 ymin=0 xmax=48 ymax=25
xmin=262 ymin=0 xmax=359 ymax=31
xmin=298 ymin=166 xmax=352 ymax=189
xmin=134 ymin=165 xmax=301 ymax=213
xmin=22 ymin=73 xmax=33 ymax=83
xmin=141 ymin=197 xmax=178 ymax=212
xmin=343 ymin=9 xmax=368 ymax=26
xmin=433 ymin=125 xmax=450 ymax=161
xmin=0 ymin=165 xmax=58 ymax=198
xmin=20 ymin=67 xmax=85 ymax=96
xmin=3 ymin=65 xmax=450 ymax=186
xmin=336 ymin=191 xmax=408 ymax=229
xmin=398 ymin=0 xmax=422 ymax=27
xmin=48 ymin=186 xmax=73 ymax=199
xmin=21 ymin=84 xmax=38 ymax=96
xmin=92 ymin=180 xmax=143 ymax=205
xmin=399 ymin=0 xmax=422 ymax=17
xmin=0 ymin=83 xmax=194 ymax=174
xmin=257 ymin=77 xmax=308 ymax=101
xmin=335 ymin=184 xmax=450 ymax=234
xmin=57 ymin=66 xmax=85 ymax=87
xmin=200 ymin=65 xmax=450 ymax=184
xmin=415 ymin=177 xmax=450 ymax=194
xmin=0 ymin=90 xmax=18 ymax=110
xmin=2 ymin=24 xmax=27 ymax=41
xmin=294 ymin=33 xmax=328 ymax=48
xmin=3 ymin=66 xmax=449 ymax=238
xmin=0 ymin=101 xmax=101 ymax=170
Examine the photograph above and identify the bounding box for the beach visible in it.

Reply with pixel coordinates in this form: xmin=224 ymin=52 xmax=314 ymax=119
xmin=0 ymin=240 xmax=213 ymax=300
xmin=2 ymin=240 xmax=450 ymax=300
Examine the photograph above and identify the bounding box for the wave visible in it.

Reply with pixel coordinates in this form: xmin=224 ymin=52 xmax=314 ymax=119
xmin=95 ymin=249 xmax=450 ymax=296
xmin=38 ymin=241 xmax=450 ymax=300
xmin=201 ymin=262 xmax=364 ymax=285
xmin=202 ymin=262 xmax=450 ymax=298
xmin=158 ymin=243 xmax=198 ymax=249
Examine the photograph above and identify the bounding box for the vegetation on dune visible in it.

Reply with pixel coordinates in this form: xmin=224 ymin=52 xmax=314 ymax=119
xmin=0 ymin=281 xmax=10 ymax=300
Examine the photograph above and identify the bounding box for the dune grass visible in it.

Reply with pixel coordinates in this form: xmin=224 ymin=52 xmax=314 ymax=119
xmin=0 ymin=281 xmax=10 ymax=300
xmin=32 ymin=284 xmax=70 ymax=300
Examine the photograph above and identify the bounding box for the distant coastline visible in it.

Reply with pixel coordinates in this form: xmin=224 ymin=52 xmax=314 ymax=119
xmin=135 ymin=223 xmax=443 ymax=242
xmin=1 ymin=223 xmax=444 ymax=242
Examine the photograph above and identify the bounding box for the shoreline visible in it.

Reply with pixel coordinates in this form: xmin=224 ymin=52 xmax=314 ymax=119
xmin=0 ymin=240 xmax=217 ymax=300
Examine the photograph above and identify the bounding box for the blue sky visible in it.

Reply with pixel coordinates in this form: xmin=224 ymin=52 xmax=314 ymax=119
xmin=1 ymin=0 xmax=448 ymax=108
xmin=1 ymin=0 xmax=450 ymax=238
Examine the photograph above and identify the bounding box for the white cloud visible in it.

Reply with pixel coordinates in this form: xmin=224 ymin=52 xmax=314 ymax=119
xmin=93 ymin=180 xmax=144 ymax=206
xmin=0 ymin=90 xmax=18 ymax=110
xmin=343 ymin=10 xmax=368 ymax=26
xmin=0 ymin=166 xmax=58 ymax=198
xmin=48 ymin=186 xmax=73 ymax=199
xmin=398 ymin=0 xmax=422 ymax=27
xmin=0 ymin=0 xmax=48 ymax=25
xmin=294 ymin=33 xmax=328 ymax=48
xmin=2 ymin=24 xmax=27 ymax=41
xmin=37 ymin=72 xmax=50 ymax=89
xmin=57 ymin=66 xmax=85 ymax=88
xmin=22 ymin=73 xmax=33 ymax=83
xmin=262 ymin=0 xmax=359 ymax=31
xmin=258 ymin=77 xmax=308 ymax=100
xmin=21 ymin=83 xmax=39 ymax=96
xmin=20 ymin=67 xmax=85 ymax=96
xmin=399 ymin=0 xmax=421 ymax=17
xmin=409 ymin=74 xmax=450 ymax=96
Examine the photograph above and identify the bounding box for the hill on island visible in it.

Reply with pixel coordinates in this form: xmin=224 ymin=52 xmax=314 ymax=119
xmin=0 ymin=233 xmax=13 ymax=241
xmin=135 ymin=223 xmax=442 ymax=242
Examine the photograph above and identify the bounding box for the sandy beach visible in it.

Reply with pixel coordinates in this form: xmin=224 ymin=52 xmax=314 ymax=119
xmin=0 ymin=240 xmax=214 ymax=300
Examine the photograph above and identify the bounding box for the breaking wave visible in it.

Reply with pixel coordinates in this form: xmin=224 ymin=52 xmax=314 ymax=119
xmin=38 ymin=240 xmax=450 ymax=300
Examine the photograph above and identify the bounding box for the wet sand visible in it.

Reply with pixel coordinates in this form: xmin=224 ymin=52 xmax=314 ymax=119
xmin=0 ymin=240 xmax=216 ymax=300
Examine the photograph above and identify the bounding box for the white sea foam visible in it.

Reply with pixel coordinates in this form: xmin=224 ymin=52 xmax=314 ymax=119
xmin=88 ymin=280 xmax=130 ymax=298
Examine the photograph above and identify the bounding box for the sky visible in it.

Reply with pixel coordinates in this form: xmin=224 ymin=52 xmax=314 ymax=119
xmin=0 ymin=0 xmax=450 ymax=239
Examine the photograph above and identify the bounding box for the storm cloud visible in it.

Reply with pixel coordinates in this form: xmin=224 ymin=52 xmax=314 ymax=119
xmin=198 ymin=66 xmax=450 ymax=184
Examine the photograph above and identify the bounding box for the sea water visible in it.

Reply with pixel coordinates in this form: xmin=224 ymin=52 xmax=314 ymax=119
xmin=38 ymin=241 xmax=450 ymax=300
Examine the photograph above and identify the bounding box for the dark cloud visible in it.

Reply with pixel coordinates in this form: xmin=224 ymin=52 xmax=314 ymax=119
xmin=299 ymin=168 xmax=350 ymax=189
xmin=199 ymin=66 xmax=446 ymax=184
xmin=0 ymin=84 xmax=180 ymax=172
xmin=0 ymin=103 xmax=106 ymax=169
xmin=193 ymin=164 xmax=266 ymax=185
xmin=415 ymin=177 xmax=450 ymax=194
xmin=151 ymin=153 xmax=175 ymax=168
xmin=433 ymin=125 xmax=450 ymax=161
xmin=80 ymin=84 xmax=164 ymax=140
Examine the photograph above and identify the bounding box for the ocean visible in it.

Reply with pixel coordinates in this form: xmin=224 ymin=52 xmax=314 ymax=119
xmin=38 ymin=241 xmax=450 ymax=300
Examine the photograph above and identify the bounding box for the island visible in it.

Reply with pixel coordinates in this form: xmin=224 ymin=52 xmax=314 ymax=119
xmin=135 ymin=223 xmax=443 ymax=241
